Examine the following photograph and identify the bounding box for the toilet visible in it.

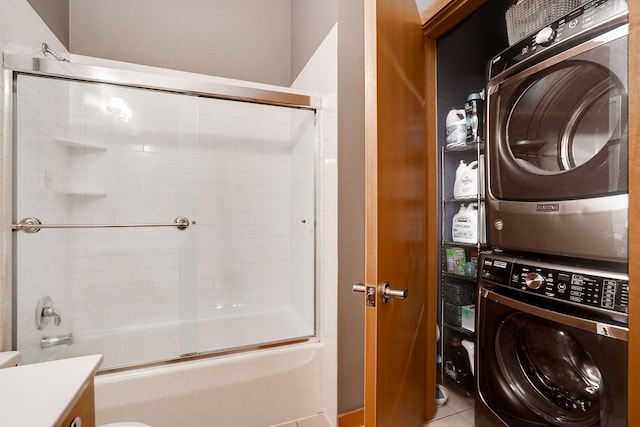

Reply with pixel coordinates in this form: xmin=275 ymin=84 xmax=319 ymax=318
xmin=0 ymin=352 xmax=150 ymax=427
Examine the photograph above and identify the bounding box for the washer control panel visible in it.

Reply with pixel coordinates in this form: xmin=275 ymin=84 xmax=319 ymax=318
xmin=489 ymin=0 xmax=628 ymax=78
xmin=480 ymin=254 xmax=629 ymax=314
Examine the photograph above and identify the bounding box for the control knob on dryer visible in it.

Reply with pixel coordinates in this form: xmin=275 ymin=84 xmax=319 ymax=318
xmin=525 ymin=272 xmax=545 ymax=290
xmin=535 ymin=27 xmax=556 ymax=46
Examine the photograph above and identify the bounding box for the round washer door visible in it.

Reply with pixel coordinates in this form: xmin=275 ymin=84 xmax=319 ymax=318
xmin=495 ymin=313 xmax=604 ymax=426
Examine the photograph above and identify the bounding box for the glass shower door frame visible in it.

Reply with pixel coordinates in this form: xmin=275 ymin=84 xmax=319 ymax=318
xmin=4 ymin=54 xmax=320 ymax=370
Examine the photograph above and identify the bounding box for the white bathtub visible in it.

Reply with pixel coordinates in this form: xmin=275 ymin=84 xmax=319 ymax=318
xmin=40 ymin=309 xmax=314 ymax=371
xmin=94 ymin=342 xmax=328 ymax=427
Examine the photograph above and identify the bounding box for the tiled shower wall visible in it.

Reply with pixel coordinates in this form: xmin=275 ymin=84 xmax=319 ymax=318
xmin=291 ymin=24 xmax=338 ymax=424
xmin=13 ymin=75 xmax=73 ymax=363
xmin=0 ymin=0 xmax=72 ymax=351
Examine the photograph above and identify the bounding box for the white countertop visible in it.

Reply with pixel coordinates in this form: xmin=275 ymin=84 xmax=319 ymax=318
xmin=0 ymin=354 xmax=103 ymax=427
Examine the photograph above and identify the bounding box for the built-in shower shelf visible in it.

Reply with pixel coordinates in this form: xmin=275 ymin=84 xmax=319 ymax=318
xmin=54 ymin=137 xmax=107 ymax=153
xmin=54 ymin=190 xmax=107 ymax=199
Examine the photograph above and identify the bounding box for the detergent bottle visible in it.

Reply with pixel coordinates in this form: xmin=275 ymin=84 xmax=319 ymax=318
xmin=453 ymin=160 xmax=478 ymax=199
xmin=461 ymin=339 xmax=475 ymax=375
xmin=445 ymin=109 xmax=467 ymax=147
xmin=455 ymin=160 xmax=466 ymax=180
xmin=452 ymin=203 xmax=479 ymax=244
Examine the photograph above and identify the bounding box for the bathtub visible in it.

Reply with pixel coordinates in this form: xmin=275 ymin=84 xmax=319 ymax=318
xmin=39 ymin=309 xmax=314 ymax=371
xmin=94 ymin=342 xmax=328 ymax=427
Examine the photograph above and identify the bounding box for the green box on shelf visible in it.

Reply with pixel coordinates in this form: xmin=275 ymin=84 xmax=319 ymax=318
xmin=446 ymin=247 xmax=466 ymax=275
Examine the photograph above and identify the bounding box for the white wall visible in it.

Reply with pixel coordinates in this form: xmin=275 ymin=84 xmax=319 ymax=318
xmin=290 ymin=0 xmax=338 ymax=82
xmin=291 ymin=23 xmax=338 ymax=425
xmin=69 ymin=0 xmax=292 ymax=87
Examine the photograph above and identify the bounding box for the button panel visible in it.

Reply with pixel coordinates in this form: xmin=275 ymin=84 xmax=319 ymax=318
xmin=481 ymin=255 xmax=629 ymax=314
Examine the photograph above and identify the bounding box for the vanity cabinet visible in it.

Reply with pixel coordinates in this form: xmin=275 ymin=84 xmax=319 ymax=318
xmin=0 ymin=355 xmax=102 ymax=427
xmin=59 ymin=378 xmax=96 ymax=427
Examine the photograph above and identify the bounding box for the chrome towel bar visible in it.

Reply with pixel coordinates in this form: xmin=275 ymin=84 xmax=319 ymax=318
xmin=12 ymin=216 xmax=192 ymax=233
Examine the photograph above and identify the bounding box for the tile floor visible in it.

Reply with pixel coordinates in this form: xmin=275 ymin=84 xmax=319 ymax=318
xmin=424 ymin=385 xmax=475 ymax=427
xmin=273 ymin=386 xmax=474 ymax=427
xmin=273 ymin=413 xmax=332 ymax=427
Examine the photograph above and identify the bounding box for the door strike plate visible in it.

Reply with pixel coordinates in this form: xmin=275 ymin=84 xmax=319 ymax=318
xmin=366 ymin=286 xmax=376 ymax=307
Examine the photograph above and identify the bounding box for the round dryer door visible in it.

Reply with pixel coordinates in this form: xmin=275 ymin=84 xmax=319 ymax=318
xmin=506 ymin=62 xmax=624 ymax=174
xmin=488 ymin=33 xmax=628 ymax=201
xmin=495 ymin=313 xmax=604 ymax=427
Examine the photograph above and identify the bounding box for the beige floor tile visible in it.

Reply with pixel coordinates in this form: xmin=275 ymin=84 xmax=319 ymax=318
xmin=430 ymin=403 xmax=456 ymax=421
xmin=424 ymin=413 xmax=472 ymax=427
xmin=296 ymin=413 xmax=332 ymax=427
xmin=459 ymin=408 xmax=474 ymax=426
xmin=425 ymin=384 xmax=475 ymax=426
xmin=445 ymin=388 xmax=474 ymax=413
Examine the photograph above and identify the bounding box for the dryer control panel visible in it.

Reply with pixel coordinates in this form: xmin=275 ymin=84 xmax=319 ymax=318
xmin=480 ymin=254 xmax=629 ymax=314
xmin=489 ymin=0 xmax=628 ymax=79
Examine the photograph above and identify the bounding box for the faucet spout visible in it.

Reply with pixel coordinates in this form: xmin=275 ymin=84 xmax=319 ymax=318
xmin=40 ymin=333 xmax=73 ymax=349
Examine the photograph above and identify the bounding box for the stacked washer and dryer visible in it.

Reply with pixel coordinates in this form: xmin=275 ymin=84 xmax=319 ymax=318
xmin=476 ymin=0 xmax=630 ymax=426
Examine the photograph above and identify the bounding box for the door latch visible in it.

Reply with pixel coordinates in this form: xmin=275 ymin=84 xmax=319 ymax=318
xmin=352 ymin=283 xmax=377 ymax=307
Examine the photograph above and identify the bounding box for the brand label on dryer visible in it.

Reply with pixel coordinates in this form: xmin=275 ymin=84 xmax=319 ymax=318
xmin=536 ymin=203 xmax=560 ymax=212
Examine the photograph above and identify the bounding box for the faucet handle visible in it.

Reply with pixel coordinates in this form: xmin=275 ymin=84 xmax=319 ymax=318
xmin=36 ymin=296 xmax=62 ymax=330
xmin=42 ymin=306 xmax=62 ymax=326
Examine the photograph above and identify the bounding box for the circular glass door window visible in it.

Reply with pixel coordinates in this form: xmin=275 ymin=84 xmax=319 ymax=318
xmin=506 ymin=61 xmax=625 ymax=174
xmin=495 ymin=313 xmax=604 ymax=426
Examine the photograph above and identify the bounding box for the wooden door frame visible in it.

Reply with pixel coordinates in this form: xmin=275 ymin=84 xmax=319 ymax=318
xmin=628 ymin=3 xmax=639 ymax=427
xmin=422 ymin=1 xmax=639 ymax=425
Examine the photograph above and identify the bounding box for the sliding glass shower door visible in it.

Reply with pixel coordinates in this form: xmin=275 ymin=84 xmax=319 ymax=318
xmin=13 ymin=73 xmax=316 ymax=370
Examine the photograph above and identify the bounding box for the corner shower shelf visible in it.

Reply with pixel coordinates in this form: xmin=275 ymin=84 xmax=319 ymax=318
xmin=54 ymin=190 xmax=107 ymax=198
xmin=54 ymin=137 xmax=107 ymax=153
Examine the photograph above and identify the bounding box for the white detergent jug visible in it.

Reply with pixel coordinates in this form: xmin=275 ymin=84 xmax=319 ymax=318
xmin=452 ymin=203 xmax=479 ymax=244
xmin=454 ymin=160 xmax=478 ymax=199
xmin=454 ymin=160 xmax=466 ymax=180
xmin=461 ymin=340 xmax=475 ymax=375
xmin=446 ymin=109 xmax=467 ymax=147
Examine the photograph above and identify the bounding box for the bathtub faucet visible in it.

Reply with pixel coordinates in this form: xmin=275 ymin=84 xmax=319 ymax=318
xmin=40 ymin=333 xmax=73 ymax=349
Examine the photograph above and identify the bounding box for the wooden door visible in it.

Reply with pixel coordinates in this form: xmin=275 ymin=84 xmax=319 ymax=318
xmin=362 ymin=0 xmax=435 ymax=425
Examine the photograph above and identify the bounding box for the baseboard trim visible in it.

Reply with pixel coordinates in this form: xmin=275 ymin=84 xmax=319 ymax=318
xmin=337 ymin=408 xmax=364 ymax=427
